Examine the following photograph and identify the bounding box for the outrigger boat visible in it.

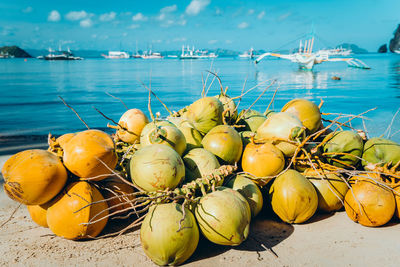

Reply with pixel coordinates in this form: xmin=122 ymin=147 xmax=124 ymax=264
xmin=255 ymin=35 xmax=370 ymax=70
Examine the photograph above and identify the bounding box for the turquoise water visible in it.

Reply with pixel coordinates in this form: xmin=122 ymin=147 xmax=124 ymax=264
xmin=0 ymin=54 xmax=399 ymax=142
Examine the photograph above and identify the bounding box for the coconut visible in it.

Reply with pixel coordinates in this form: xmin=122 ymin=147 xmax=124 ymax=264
xmin=140 ymin=120 xmax=186 ymax=156
xmin=256 ymin=112 xmax=305 ymax=157
xmin=303 ymin=168 xmax=349 ymax=212
xmin=116 ymin=108 xmax=149 ymax=144
xmin=183 ymin=148 xmax=220 ymax=183
xmin=63 ymin=129 xmax=118 ymax=181
xmin=281 ymin=99 xmax=322 ymax=134
xmin=269 ymin=170 xmax=318 ymax=223
xmin=237 ymin=109 xmax=267 ymax=132
xmin=168 ymin=118 xmax=203 ymax=154
xmin=241 ymin=141 xmax=285 ymax=179
xmin=27 ymin=204 xmax=50 ymax=228
xmin=362 ymin=137 xmax=400 ymax=169
xmin=185 ymin=97 xmax=223 ymax=135
xmin=195 ymin=187 xmax=251 ymax=246
xmin=201 ymin=125 xmax=243 ymax=164
xmin=322 ymin=131 xmax=364 ymax=169
xmin=140 ymin=203 xmax=199 ymax=266
xmin=129 ymin=144 xmax=185 ymax=191
xmin=226 ymin=174 xmax=263 ymax=217
xmin=394 ymin=185 xmax=400 ymax=219
xmin=47 ymin=181 xmax=109 ymax=240
xmin=344 ymin=179 xmax=395 ymax=227
xmin=215 ymin=94 xmax=238 ymax=123
xmin=2 ymin=149 xmax=68 ymax=205
xmin=101 ymin=178 xmax=135 ymax=215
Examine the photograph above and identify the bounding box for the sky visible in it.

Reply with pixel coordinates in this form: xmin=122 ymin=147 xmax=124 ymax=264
xmin=0 ymin=0 xmax=399 ymax=52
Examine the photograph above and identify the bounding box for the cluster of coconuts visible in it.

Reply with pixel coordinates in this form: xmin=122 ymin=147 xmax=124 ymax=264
xmin=2 ymin=92 xmax=400 ymax=266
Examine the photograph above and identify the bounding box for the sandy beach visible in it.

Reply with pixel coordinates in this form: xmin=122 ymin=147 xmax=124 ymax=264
xmin=1 ymin=154 xmax=400 ymax=267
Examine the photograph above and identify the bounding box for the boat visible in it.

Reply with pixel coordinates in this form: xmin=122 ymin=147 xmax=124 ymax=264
xmin=37 ymin=48 xmax=82 ymax=60
xmin=318 ymin=46 xmax=352 ymax=56
xmin=394 ymin=50 xmax=400 ymax=54
xmin=102 ymin=51 xmax=130 ymax=59
xmin=180 ymin=45 xmax=218 ymax=59
xmin=255 ymin=36 xmax=369 ymax=70
xmin=140 ymin=50 xmax=163 ymax=59
xmin=0 ymin=51 xmax=14 ymax=59
xmin=238 ymin=48 xmax=255 ymax=59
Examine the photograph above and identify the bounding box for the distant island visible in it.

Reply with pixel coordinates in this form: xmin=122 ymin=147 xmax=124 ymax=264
xmin=2 ymin=43 xmax=370 ymax=59
xmin=0 ymin=46 xmax=31 ymax=58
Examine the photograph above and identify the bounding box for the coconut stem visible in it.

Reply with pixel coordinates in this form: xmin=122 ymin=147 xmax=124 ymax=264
xmin=58 ymin=96 xmax=90 ymax=129
xmin=105 ymin=92 xmax=129 ymax=110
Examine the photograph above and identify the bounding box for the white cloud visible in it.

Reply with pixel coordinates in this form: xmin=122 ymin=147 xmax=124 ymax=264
xmin=248 ymin=9 xmax=255 ymax=15
xmin=99 ymin=12 xmax=116 ymax=22
xmin=161 ymin=20 xmax=175 ymax=27
xmin=66 ymin=10 xmax=88 ymax=21
xmin=186 ymin=0 xmax=210 ymax=16
xmin=132 ymin=13 xmax=147 ymax=21
xmin=22 ymin=6 xmax=33 ymax=13
xmin=257 ymin=11 xmax=265 ymax=20
xmin=225 ymin=40 xmax=232 ymax=44
xmin=48 ymin=10 xmax=61 ymax=22
xmin=156 ymin=13 xmax=166 ymax=21
xmin=238 ymin=22 xmax=249 ymax=29
xmin=80 ymin=18 xmax=93 ymax=28
xmin=208 ymin=40 xmax=218 ymax=44
xmin=122 ymin=32 xmax=128 ymax=37
xmin=160 ymin=5 xmax=177 ymax=13
xmin=128 ymin=24 xmax=140 ymax=29
xmin=91 ymin=34 xmax=97 ymax=38
xmin=178 ymin=19 xmax=187 ymax=26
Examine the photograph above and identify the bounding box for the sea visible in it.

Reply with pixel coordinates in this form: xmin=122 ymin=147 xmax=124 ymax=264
xmin=0 ymin=54 xmax=399 ymax=153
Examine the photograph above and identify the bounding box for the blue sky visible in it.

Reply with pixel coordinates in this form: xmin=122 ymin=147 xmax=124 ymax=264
xmin=0 ymin=0 xmax=399 ymax=51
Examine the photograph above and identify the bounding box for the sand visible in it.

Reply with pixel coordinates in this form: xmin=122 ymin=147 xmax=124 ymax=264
xmin=1 ymin=154 xmax=400 ymax=267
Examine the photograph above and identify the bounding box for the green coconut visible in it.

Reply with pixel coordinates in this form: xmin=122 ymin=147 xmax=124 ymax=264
xmin=201 ymin=125 xmax=243 ymax=164
xmin=226 ymin=174 xmax=263 ymax=217
xmin=303 ymin=168 xmax=349 ymax=212
xmin=256 ymin=112 xmax=305 ymax=157
xmin=183 ymin=148 xmax=220 ymax=183
xmin=237 ymin=109 xmax=267 ymax=132
xmin=168 ymin=117 xmax=203 ymax=154
xmin=362 ymin=137 xmax=400 ymax=169
xmin=140 ymin=120 xmax=186 ymax=156
xmin=141 ymin=203 xmax=199 ymax=266
xmin=322 ymin=131 xmax=364 ymax=169
xmin=129 ymin=144 xmax=185 ymax=191
xmin=185 ymin=97 xmax=223 ymax=135
xmin=195 ymin=187 xmax=251 ymax=246
xmin=269 ymin=170 xmax=318 ymax=223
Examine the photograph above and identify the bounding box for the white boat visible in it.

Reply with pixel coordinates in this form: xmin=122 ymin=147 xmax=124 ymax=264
xmin=394 ymin=50 xmax=400 ymax=54
xmin=38 ymin=48 xmax=82 ymax=60
xmin=0 ymin=51 xmax=14 ymax=58
xmin=319 ymin=46 xmax=352 ymax=56
xmin=140 ymin=50 xmax=163 ymax=59
xmin=102 ymin=51 xmax=130 ymax=59
xmin=238 ymin=48 xmax=255 ymax=59
xmin=180 ymin=45 xmax=218 ymax=59
xmin=255 ymin=37 xmax=369 ymax=70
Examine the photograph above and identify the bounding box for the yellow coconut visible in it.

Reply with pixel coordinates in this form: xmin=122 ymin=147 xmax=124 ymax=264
xmin=241 ymin=142 xmax=285 ymax=179
xmin=281 ymin=99 xmax=322 ymax=134
xmin=27 ymin=204 xmax=50 ymax=228
xmin=344 ymin=179 xmax=395 ymax=227
xmin=117 ymin=108 xmax=149 ymax=144
xmin=47 ymin=181 xmax=109 ymax=240
xmin=269 ymin=170 xmax=318 ymax=223
xmin=2 ymin=149 xmax=68 ymax=205
xmin=303 ymin=168 xmax=349 ymax=212
xmin=62 ymin=129 xmax=118 ymax=181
